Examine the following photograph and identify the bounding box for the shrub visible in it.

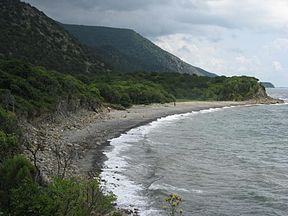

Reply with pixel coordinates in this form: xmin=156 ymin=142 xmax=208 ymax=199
xmin=9 ymin=177 xmax=116 ymax=216
xmin=0 ymin=131 xmax=19 ymax=162
xmin=0 ymin=106 xmax=19 ymax=135
xmin=0 ymin=155 xmax=35 ymax=212
xmin=163 ymin=194 xmax=184 ymax=216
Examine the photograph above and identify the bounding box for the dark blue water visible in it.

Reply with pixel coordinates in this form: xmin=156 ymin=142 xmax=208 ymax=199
xmin=101 ymin=88 xmax=288 ymax=216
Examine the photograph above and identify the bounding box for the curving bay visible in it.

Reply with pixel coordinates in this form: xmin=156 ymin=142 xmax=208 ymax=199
xmin=101 ymin=88 xmax=288 ymax=216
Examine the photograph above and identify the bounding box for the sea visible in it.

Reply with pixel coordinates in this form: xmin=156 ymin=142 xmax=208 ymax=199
xmin=100 ymin=88 xmax=288 ymax=216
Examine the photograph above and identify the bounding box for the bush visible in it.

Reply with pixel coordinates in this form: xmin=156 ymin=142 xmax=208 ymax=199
xmin=163 ymin=194 xmax=184 ymax=216
xmin=9 ymin=181 xmax=42 ymax=216
xmin=0 ymin=131 xmax=19 ymax=162
xmin=0 ymin=155 xmax=35 ymax=212
xmin=9 ymin=177 xmax=116 ymax=216
xmin=0 ymin=106 xmax=19 ymax=135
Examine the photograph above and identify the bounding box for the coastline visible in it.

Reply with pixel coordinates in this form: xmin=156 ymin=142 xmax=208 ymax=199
xmin=22 ymin=99 xmax=282 ymax=180
xmin=100 ymin=97 xmax=288 ymax=215
xmin=63 ymin=101 xmax=247 ymax=175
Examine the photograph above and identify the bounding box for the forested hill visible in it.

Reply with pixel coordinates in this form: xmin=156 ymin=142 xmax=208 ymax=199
xmin=0 ymin=0 xmax=108 ymax=74
xmin=62 ymin=24 xmax=216 ymax=77
xmin=0 ymin=0 xmax=215 ymax=77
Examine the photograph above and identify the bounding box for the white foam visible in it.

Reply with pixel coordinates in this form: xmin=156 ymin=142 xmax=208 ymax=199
xmin=149 ymin=182 xmax=204 ymax=194
xmin=100 ymin=104 xmax=238 ymax=215
xmin=100 ymin=127 xmax=157 ymax=214
xmin=149 ymin=182 xmax=199 ymax=193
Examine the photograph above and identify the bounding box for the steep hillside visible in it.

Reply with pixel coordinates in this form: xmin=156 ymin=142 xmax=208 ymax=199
xmin=0 ymin=0 xmax=107 ymax=74
xmin=63 ymin=24 xmax=216 ymax=77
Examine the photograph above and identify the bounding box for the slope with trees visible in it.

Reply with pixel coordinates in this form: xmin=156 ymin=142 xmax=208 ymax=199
xmin=63 ymin=24 xmax=216 ymax=76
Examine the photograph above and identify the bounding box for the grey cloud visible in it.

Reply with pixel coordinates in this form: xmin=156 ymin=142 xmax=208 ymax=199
xmin=24 ymin=0 xmax=169 ymax=11
xmin=22 ymin=0 xmax=287 ymax=39
xmin=175 ymin=11 xmax=237 ymax=29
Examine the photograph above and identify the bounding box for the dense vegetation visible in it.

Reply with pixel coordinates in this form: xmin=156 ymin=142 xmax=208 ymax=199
xmin=63 ymin=24 xmax=216 ymax=76
xmin=0 ymin=60 xmax=264 ymax=116
xmin=85 ymin=71 xmax=264 ymax=104
xmin=0 ymin=0 xmax=108 ymax=74
xmin=0 ymin=60 xmax=176 ymax=116
xmin=0 ymin=60 xmax=103 ymax=118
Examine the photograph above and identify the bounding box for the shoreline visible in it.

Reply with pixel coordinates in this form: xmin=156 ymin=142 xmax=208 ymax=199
xmin=100 ymin=98 xmax=288 ymax=215
xmin=22 ymin=99 xmax=283 ymax=181
xmin=64 ymin=101 xmax=248 ymax=175
xmin=60 ymin=99 xmax=282 ymax=176
xmin=19 ymin=97 xmax=285 ymax=215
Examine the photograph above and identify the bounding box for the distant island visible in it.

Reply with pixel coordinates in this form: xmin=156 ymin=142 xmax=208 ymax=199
xmin=261 ymin=82 xmax=275 ymax=88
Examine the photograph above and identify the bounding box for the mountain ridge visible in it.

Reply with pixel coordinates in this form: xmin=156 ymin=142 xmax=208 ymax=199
xmin=0 ymin=0 xmax=216 ymax=77
xmin=0 ymin=0 xmax=108 ymax=74
xmin=62 ymin=24 xmax=217 ymax=77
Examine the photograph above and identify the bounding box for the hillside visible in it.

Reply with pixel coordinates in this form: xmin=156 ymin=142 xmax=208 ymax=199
xmin=0 ymin=0 xmax=216 ymax=77
xmin=62 ymin=24 xmax=216 ymax=77
xmin=260 ymin=82 xmax=275 ymax=88
xmin=0 ymin=0 xmax=107 ymax=74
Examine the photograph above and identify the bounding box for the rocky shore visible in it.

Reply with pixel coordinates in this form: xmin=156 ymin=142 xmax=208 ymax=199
xmin=21 ymin=98 xmax=283 ymax=182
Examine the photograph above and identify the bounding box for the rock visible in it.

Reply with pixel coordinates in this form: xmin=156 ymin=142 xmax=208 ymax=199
xmin=67 ymin=143 xmax=73 ymax=147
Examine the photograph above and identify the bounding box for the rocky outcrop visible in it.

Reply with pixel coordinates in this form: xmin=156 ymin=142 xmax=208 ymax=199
xmin=251 ymin=86 xmax=283 ymax=104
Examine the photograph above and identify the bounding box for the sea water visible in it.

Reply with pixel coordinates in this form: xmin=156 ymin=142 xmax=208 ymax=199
xmin=100 ymin=88 xmax=288 ymax=216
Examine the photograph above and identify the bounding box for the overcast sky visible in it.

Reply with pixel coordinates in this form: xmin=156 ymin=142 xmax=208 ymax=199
xmin=23 ymin=0 xmax=288 ymax=87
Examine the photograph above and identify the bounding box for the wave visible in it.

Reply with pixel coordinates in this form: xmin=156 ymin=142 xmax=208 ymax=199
xmin=149 ymin=182 xmax=203 ymax=194
xmin=100 ymin=105 xmax=239 ymax=215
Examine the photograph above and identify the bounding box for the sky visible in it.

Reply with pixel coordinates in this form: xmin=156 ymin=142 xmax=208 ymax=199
xmin=23 ymin=0 xmax=288 ymax=87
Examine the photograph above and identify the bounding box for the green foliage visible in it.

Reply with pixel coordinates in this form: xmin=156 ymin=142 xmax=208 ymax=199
xmin=0 ymin=60 xmax=102 ymax=118
xmin=9 ymin=177 xmax=116 ymax=216
xmin=0 ymin=106 xmax=19 ymax=135
xmin=0 ymin=131 xmax=19 ymax=163
xmin=0 ymin=155 xmax=35 ymax=212
xmin=163 ymin=194 xmax=184 ymax=216
xmin=96 ymin=81 xmax=174 ymax=107
xmin=92 ymin=71 xmax=263 ymax=103
xmin=0 ymin=155 xmax=35 ymax=190
xmin=216 ymin=76 xmax=260 ymax=101
xmin=9 ymin=181 xmax=42 ymax=216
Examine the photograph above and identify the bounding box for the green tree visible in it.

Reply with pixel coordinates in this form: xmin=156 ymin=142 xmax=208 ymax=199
xmin=0 ymin=155 xmax=35 ymax=212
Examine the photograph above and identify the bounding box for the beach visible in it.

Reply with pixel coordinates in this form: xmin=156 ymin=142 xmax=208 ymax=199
xmin=58 ymin=100 xmax=271 ymax=175
xmin=22 ymin=99 xmax=281 ymax=180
